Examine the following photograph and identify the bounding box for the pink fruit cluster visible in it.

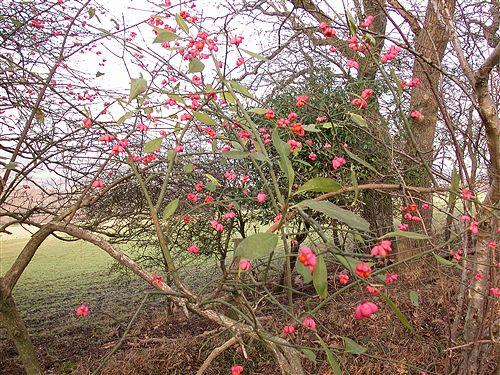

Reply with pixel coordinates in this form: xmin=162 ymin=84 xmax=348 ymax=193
xmin=297 ymin=246 xmax=317 ymax=272
xmin=370 ymin=240 xmax=393 ymax=257
xmin=354 ymin=302 xmax=378 ymax=320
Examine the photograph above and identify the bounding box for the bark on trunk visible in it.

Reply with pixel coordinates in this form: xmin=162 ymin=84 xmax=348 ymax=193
xmin=362 ymin=190 xmax=394 ymax=238
xmin=0 ymin=294 xmax=43 ymax=374
xmin=398 ymin=0 xmax=456 ymax=260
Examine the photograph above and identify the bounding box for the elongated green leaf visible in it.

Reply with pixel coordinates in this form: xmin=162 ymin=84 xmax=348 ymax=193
xmin=250 ymin=152 xmax=269 ymax=162
xmin=434 ymin=253 xmax=462 ymax=269
xmin=300 ymin=200 xmax=370 ymax=232
xmin=163 ymin=199 xmax=179 ymax=219
xmin=240 ymin=48 xmax=267 ymax=61
xmin=344 ymin=337 xmax=366 ymax=354
xmin=189 ymin=58 xmax=205 ymax=73
xmin=223 ymin=92 xmax=236 ymax=103
xmin=228 ymin=80 xmax=252 ymax=97
xmin=296 ymin=177 xmax=341 ymax=194
xmin=345 ymin=8 xmax=357 ymax=36
xmin=313 ymin=255 xmax=328 ymax=299
xmin=303 ymin=124 xmax=321 ymax=132
xmin=344 ymin=148 xmax=382 ymax=176
xmin=272 ymin=130 xmax=295 ymax=192
xmin=144 ymin=137 xmax=162 ymax=153
xmin=390 ymin=68 xmax=403 ymax=93
xmin=153 ymin=30 xmax=180 ymax=43
xmin=205 ymin=173 xmax=221 ymax=186
xmin=295 ymin=260 xmax=312 ymax=284
xmin=409 ymin=290 xmax=419 ymax=307
xmin=379 ymin=292 xmax=415 ymax=333
xmin=183 ymin=164 xmax=194 ymax=173
xmin=248 ymin=107 xmax=267 ymax=115
xmin=129 ymin=77 xmax=147 ymax=102
xmin=449 ymin=166 xmax=459 ymax=208
xmin=193 ymin=111 xmax=215 ymax=125
xmin=175 ymin=14 xmax=189 ymax=33
xmin=349 ymin=112 xmax=367 ymax=127
xmin=235 ymin=233 xmax=279 ymax=260
xmin=301 ymin=348 xmax=316 ymax=363
xmin=380 ymin=231 xmax=430 ymax=240
xmin=334 ymin=254 xmax=361 ymax=273
xmin=223 ymin=150 xmax=250 ymax=159
xmin=320 ymin=342 xmax=342 ymax=375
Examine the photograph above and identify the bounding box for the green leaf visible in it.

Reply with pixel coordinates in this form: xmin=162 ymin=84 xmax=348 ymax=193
xmin=344 ymin=148 xmax=383 ymax=176
xmin=365 ymin=33 xmax=376 ymax=46
xmin=234 ymin=233 xmax=279 ymax=260
xmin=349 ymin=112 xmax=367 ymax=127
xmin=193 ymin=111 xmax=216 ymax=125
xmin=175 ymin=14 xmax=189 ymax=34
xmin=296 ymin=177 xmax=341 ymax=194
xmin=223 ymin=150 xmax=250 ymax=159
xmin=228 ymin=80 xmax=252 ymax=97
xmin=320 ymin=342 xmax=342 ymax=375
xmin=183 ymin=163 xmax=194 ymax=173
xmin=240 ymin=48 xmax=267 ymax=61
xmin=379 ymin=292 xmax=415 ymax=333
xmin=251 ymin=152 xmax=269 ymax=162
xmin=434 ymin=253 xmax=462 ymax=269
xmin=301 ymin=348 xmax=317 ymax=363
xmin=143 ymin=137 xmax=162 ymax=153
xmin=189 ymin=58 xmax=205 ymax=73
xmin=272 ymin=130 xmax=295 ymax=192
xmin=303 ymin=124 xmax=321 ymax=132
xmin=449 ymin=166 xmax=459 ymax=208
xmin=205 ymin=173 xmax=221 ymax=186
xmin=334 ymin=255 xmax=361 ymax=273
xmin=129 ymin=77 xmax=148 ymax=102
xmin=380 ymin=231 xmax=430 ymax=240
xmin=409 ymin=291 xmax=419 ymax=307
xmin=117 ymin=112 xmax=133 ymax=124
xmin=248 ymin=107 xmax=267 ymax=115
xmin=313 ymin=255 xmax=328 ymax=299
xmin=223 ymin=92 xmax=236 ymax=103
xmin=322 ymin=122 xmax=333 ymax=129
xmin=12 ymin=18 xmax=22 ymax=28
xmin=345 ymin=8 xmax=357 ymax=36
xmin=295 ymin=260 xmax=312 ymax=284
xmin=153 ymin=30 xmax=180 ymax=43
xmin=4 ymin=161 xmax=17 ymax=170
xmin=206 ymin=182 xmax=217 ymax=192
xmin=35 ymin=108 xmax=45 ymax=124
xmin=163 ymin=199 xmax=179 ymax=219
xmin=300 ymin=200 xmax=370 ymax=232
xmin=88 ymin=7 xmax=95 ymax=18
xmin=344 ymin=337 xmax=366 ymax=354
xmin=390 ymin=68 xmax=402 ymax=93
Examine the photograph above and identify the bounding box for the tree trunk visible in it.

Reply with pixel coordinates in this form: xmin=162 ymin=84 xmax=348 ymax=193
xmin=398 ymin=0 xmax=456 ymax=260
xmin=0 ymin=294 xmax=43 ymax=374
xmin=358 ymin=0 xmax=394 ymax=238
xmin=362 ymin=190 xmax=394 ymax=238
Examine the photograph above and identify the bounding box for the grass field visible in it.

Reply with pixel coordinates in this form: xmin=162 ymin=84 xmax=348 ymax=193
xmin=0 ymin=226 xmax=154 ymax=373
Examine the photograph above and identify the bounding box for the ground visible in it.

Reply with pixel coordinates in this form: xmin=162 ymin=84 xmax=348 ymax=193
xmin=0 ymin=226 xmax=497 ymax=374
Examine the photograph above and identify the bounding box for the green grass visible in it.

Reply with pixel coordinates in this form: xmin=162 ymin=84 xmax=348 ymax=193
xmin=0 ymin=225 xmax=150 ymax=342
